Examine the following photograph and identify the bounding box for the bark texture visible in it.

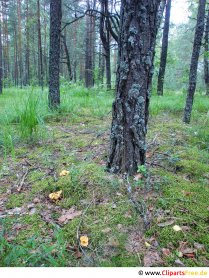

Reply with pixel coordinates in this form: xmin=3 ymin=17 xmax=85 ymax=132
xmin=204 ymin=8 xmax=209 ymax=96
xmin=100 ymin=0 xmax=111 ymax=90
xmin=37 ymin=0 xmax=44 ymax=90
xmin=85 ymin=0 xmax=95 ymax=88
xmin=157 ymin=0 xmax=172 ymax=96
xmin=183 ymin=0 xmax=206 ymax=123
xmin=0 ymin=21 xmax=3 ymax=94
xmin=48 ymin=0 xmax=62 ymax=109
xmin=107 ymin=0 xmax=161 ymax=175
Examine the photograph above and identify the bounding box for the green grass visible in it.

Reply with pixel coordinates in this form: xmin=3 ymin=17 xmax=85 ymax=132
xmin=0 ymin=86 xmax=209 ymax=267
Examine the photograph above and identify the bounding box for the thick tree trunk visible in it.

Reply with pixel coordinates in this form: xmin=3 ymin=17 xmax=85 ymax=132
xmin=48 ymin=0 xmax=62 ymax=109
xmin=157 ymin=0 xmax=172 ymax=96
xmin=107 ymin=0 xmax=161 ymax=175
xmin=204 ymin=8 xmax=209 ymax=96
xmin=37 ymin=0 xmax=44 ymax=91
xmin=0 ymin=21 xmax=3 ymax=94
xmin=183 ymin=0 xmax=206 ymax=123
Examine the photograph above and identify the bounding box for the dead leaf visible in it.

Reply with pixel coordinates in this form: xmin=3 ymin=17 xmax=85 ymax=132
xmin=33 ymin=198 xmax=40 ymax=204
xmin=58 ymin=207 xmax=82 ymax=224
xmin=174 ymin=259 xmax=185 ymax=267
xmin=178 ymin=241 xmax=195 ymax=258
xmin=182 ymin=190 xmax=193 ymax=196
xmin=125 ymin=232 xmax=144 ymax=253
xmin=49 ymin=190 xmax=62 ymax=201
xmin=133 ymin=173 xmax=143 ymax=181
xmin=194 ymin=242 xmax=205 ymax=251
xmin=144 ymin=251 xmax=163 ymax=267
xmin=75 ymin=249 xmax=82 ymax=259
xmin=108 ymin=238 xmax=120 ymax=247
xmin=173 ymin=225 xmax=182 ymax=232
xmin=145 ymin=242 xmax=151 ymax=248
xmin=59 ymin=170 xmax=70 ymax=177
xmin=157 ymin=220 xmax=174 ymax=227
xmin=102 ymin=228 xmax=111 ymax=234
xmin=146 ymin=152 xmax=152 ymax=159
xmin=162 ymin=248 xmax=171 ymax=257
xmin=80 ymin=235 xmax=89 ymax=247
xmin=183 ymin=252 xmax=195 ymax=258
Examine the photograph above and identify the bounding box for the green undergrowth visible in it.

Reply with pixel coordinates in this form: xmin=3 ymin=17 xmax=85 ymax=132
xmin=0 ymin=86 xmax=209 ymax=266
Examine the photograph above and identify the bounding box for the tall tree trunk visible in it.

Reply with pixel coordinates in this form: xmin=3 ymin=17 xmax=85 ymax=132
xmin=100 ymin=0 xmax=111 ymax=90
xmin=85 ymin=0 xmax=95 ymax=88
xmin=37 ymin=0 xmax=44 ymax=90
xmin=2 ymin=0 xmax=9 ymax=84
xmin=61 ymin=34 xmax=73 ymax=81
xmin=25 ymin=0 xmax=30 ymax=85
xmin=14 ymin=23 xmax=19 ymax=87
xmin=107 ymin=0 xmax=161 ymax=175
xmin=48 ymin=0 xmax=62 ymax=109
xmin=183 ymin=0 xmax=206 ymax=123
xmin=43 ymin=1 xmax=48 ymax=86
xmin=98 ymin=42 xmax=105 ymax=85
xmin=204 ymin=8 xmax=209 ymax=96
xmin=17 ymin=0 xmax=23 ymax=87
xmin=157 ymin=0 xmax=172 ymax=96
xmin=0 ymin=20 xmax=3 ymax=94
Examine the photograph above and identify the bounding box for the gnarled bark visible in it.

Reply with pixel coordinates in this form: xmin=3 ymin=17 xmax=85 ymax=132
xmin=107 ymin=0 xmax=161 ymax=175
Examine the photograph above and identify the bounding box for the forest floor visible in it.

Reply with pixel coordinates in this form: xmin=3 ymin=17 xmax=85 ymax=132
xmin=0 ymin=86 xmax=209 ymax=267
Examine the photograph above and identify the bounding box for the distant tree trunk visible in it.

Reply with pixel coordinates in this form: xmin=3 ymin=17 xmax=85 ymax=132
xmin=85 ymin=1 xmax=95 ymax=88
xmin=157 ymin=0 xmax=172 ymax=96
xmin=183 ymin=0 xmax=206 ymax=123
xmin=14 ymin=23 xmax=19 ymax=87
xmin=0 ymin=21 xmax=3 ymax=94
xmin=48 ymin=0 xmax=62 ymax=109
xmin=25 ymin=0 xmax=30 ymax=85
xmin=204 ymin=8 xmax=209 ymax=96
xmin=100 ymin=0 xmax=111 ymax=90
xmin=61 ymin=34 xmax=73 ymax=81
xmin=17 ymin=0 xmax=23 ymax=87
xmin=107 ymin=0 xmax=161 ymax=175
xmin=98 ymin=43 xmax=105 ymax=85
xmin=2 ymin=0 xmax=10 ymax=84
xmin=43 ymin=1 xmax=48 ymax=85
xmin=37 ymin=0 xmax=44 ymax=91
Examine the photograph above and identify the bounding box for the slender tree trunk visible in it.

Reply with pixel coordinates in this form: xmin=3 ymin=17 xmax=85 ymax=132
xmin=43 ymin=1 xmax=48 ymax=86
xmin=25 ymin=0 xmax=30 ymax=85
xmin=73 ymin=21 xmax=78 ymax=83
xmin=14 ymin=23 xmax=19 ymax=87
xmin=61 ymin=34 xmax=73 ymax=81
xmin=98 ymin=43 xmax=105 ymax=85
xmin=157 ymin=0 xmax=172 ymax=96
xmin=85 ymin=1 xmax=95 ymax=88
xmin=48 ymin=0 xmax=62 ymax=109
xmin=100 ymin=0 xmax=111 ymax=90
xmin=0 ymin=20 xmax=3 ymax=94
xmin=17 ymin=0 xmax=23 ymax=87
xmin=204 ymin=8 xmax=209 ymax=96
xmin=107 ymin=0 xmax=161 ymax=175
xmin=2 ymin=0 xmax=9 ymax=84
xmin=183 ymin=0 xmax=206 ymax=123
xmin=37 ymin=0 xmax=44 ymax=91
